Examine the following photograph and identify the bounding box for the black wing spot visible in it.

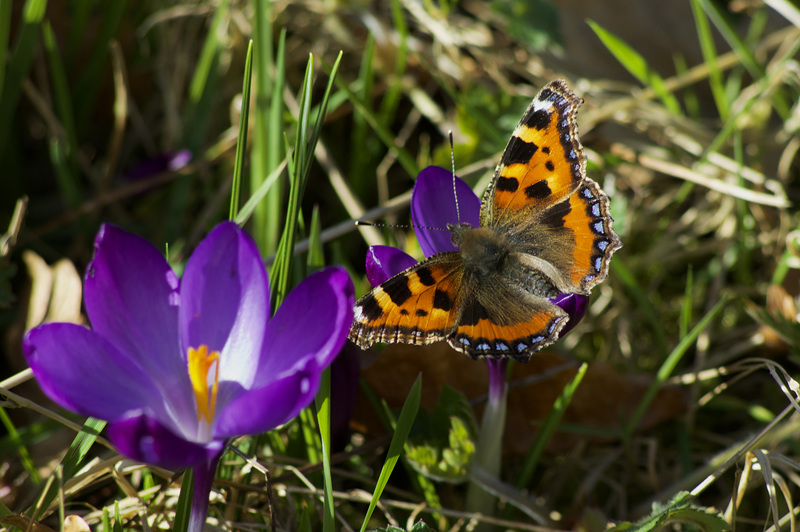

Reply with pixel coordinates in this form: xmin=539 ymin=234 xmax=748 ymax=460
xmin=525 ymin=180 xmax=551 ymax=199
xmin=495 ymin=176 xmax=519 ymax=192
xmin=359 ymin=294 xmax=384 ymax=321
xmin=545 ymin=160 xmax=555 ymax=172
xmin=383 ymin=277 xmax=412 ymax=306
xmin=525 ymin=109 xmax=551 ymax=130
xmin=502 ymin=136 xmax=539 ymax=166
xmin=416 ymin=267 xmax=436 ymax=286
xmin=433 ymin=289 xmax=453 ymax=312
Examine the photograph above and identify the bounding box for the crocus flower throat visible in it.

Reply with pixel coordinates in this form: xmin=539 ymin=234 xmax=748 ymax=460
xmin=187 ymin=345 xmax=220 ymax=424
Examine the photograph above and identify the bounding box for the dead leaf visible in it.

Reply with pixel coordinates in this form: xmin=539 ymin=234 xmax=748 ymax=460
xmin=64 ymin=515 xmax=91 ymax=532
xmin=355 ymin=342 xmax=687 ymax=454
xmin=0 ymin=515 xmax=57 ymax=532
xmin=23 ymin=250 xmax=83 ymax=331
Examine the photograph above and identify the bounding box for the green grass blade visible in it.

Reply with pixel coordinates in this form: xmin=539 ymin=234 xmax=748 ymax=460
xmin=0 ymin=0 xmax=12 ymax=100
xmin=235 ymin=156 xmax=288 ymax=226
xmin=251 ymin=0 xmax=285 ymax=253
xmin=307 ymin=205 xmax=323 ymax=270
xmin=379 ymin=0 xmax=409 ymax=124
xmin=334 ymin=78 xmax=419 ymax=178
xmin=0 ymin=406 xmax=39 ymax=484
xmin=173 ymin=469 xmax=193 ymax=532
xmin=33 ymin=417 xmax=106 ymax=517
xmin=270 ymin=52 xmax=342 ymax=307
xmin=168 ymin=0 xmax=228 ymax=239
xmin=230 ymin=40 xmax=254 ymax=221
xmin=261 ymin=29 xmax=287 ymax=253
xmin=587 ymin=20 xmax=681 ymax=114
xmin=315 ymin=368 xmax=335 ymax=532
xmin=625 ymin=296 xmax=730 ymax=438
xmin=689 ymin=0 xmax=730 ymax=120
xmin=612 ymin=258 xmax=668 ymax=359
xmin=72 ymin=0 xmax=126 ymax=134
xmin=694 ymin=0 xmax=761 ymax=78
xmin=514 ymin=363 xmax=588 ymax=489
xmin=679 ymin=267 xmax=694 ymax=339
xmin=360 ymin=375 xmax=422 ymax=532
xmin=0 ymin=0 xmax=48 ymax=157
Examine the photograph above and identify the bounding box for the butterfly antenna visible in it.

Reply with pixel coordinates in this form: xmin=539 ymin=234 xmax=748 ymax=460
xmin=355 ymin=219 xmax=448 ymax=232
xmin=449 ymin=131 xmax=461 ymax=224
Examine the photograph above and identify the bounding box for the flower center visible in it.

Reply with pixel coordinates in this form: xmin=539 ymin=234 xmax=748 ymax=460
xmin=187 ymin=345 xmax=220 ymax=423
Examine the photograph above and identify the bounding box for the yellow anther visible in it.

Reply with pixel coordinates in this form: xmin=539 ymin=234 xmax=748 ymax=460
xmin=187 ymin=345 xmax=220 ymax=423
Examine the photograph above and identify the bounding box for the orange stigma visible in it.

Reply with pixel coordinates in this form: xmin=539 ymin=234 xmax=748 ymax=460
xmin=187 ymin=345 xmax=220 ymax=423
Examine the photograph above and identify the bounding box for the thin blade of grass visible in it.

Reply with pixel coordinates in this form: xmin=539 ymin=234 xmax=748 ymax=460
xmin=0 ymin=0 xmax=12 ymax=102
xmin=72 ymin=0 xmax=126 ymax=134
xmin=514 ymin=363 xmax=588 ymax=489
xmin=625 ymin=296 xmax=730 ymax=438
xmin=0 ymin=406 xmax=39 ymax=484
xmin=307 ymin=206 xmax=323 ymax=270
xmin=315 ymin=368 xmax=335 ymax=532
xmin=173 ymin=469 xmax=193 ymax=532
xmin=359 ymin=375 xmax=422 ymax=532
xmin=270 ymin=52 xmax=342 ymax=307
xmin=689 ymin=0 xmax=730 ymax=120
xmin=251 ymin=0 xmax=285 ymax=252
xmin=0 ymin=0 xmax=47 ymax=157
xmin=587 ymin=20 xmax=681 ymax=114
xmin=32 ymin=417 xmax=106 ymax=518
xmin=379 ymin=0 xmax=409 ymax=124
xmin=333 ymin=78 xmax=419 ymax=178
xmin=680 ymin=267 xmax=694 ymax=339
xmin=612 ymin=258 xmax=669 ymax=359
xmin=235 ymin=157 xmax=288 ymax=226
xmin=168 ymin=0 xmax=228 ymax=239
xmin=230 ymin=40 xmax=254 ymax=221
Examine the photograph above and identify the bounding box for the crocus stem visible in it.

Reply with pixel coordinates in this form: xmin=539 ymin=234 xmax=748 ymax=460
xmin=187 ymin=453 xmax=222 ymax=532
xmin=466 ymin=359 xmax=509 ymax=526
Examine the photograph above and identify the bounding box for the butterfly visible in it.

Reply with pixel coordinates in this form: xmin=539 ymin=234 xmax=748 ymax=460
xmin=349 ymin=80 xmax=622 ymax=361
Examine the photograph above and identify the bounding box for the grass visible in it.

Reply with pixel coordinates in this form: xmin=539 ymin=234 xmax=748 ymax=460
xmin=2 ymin=1 xmax=800 ymax=531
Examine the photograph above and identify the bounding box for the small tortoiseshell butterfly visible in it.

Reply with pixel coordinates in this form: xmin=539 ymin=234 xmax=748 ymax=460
xmin=349 ymin=80 xmax=622 ymax=361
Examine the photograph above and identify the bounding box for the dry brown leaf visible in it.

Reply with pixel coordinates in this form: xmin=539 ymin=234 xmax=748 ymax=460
xmin=356 ymin=342 xmax=687 ymax=454
xmin=22 ymin=250 xmax=83 ymax=331
xmin=63 ymin=515 xmax=92 ymax=532
xmin=0 ymin=515 xmax=57 ymax=532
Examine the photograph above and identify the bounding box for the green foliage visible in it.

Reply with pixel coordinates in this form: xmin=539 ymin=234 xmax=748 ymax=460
xmin=406 ymin=386 xmax=476 ymax=482
xmin=490 ymin=0 xmax=561 ymax=51
xmin=381 ymin=521 xmax=433 ymax=532
xmin=610 ymin=492 xmax=729 ymax=532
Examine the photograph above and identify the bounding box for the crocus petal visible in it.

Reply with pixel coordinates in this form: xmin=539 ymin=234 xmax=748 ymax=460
xmin=23 ymin=323 xmax=161 ymax=421
xmin=411 ymin=166 xmax=481 ymax=257
xmin=180 ymin=222 xmax=270 ymax=388
xmin=252 ymin=267 xmax=354 ymax=387
xmin=365 ymin=245 xmax=417 ymax=285
xmin=552 ymin=293 xmax=589 ymax=337
xmin=83 ymin=224 xmax=185 ymax=386
xmin=214 ymin=363 xmax=320 ymax=438
xmin=108 ymin=413 xmax=224 ymax=470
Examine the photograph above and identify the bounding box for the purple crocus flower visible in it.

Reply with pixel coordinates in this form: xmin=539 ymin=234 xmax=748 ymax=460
xmin=23 ymin=222 xmax=354 ymax=531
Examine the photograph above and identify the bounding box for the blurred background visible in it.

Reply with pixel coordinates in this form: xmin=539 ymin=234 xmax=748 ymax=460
xmin=1 ymin=0 xmax=800 ymax=530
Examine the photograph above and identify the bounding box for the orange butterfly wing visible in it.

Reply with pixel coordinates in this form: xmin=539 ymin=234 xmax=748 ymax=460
xmin=483 ymin=80 xmax=621 ymax=294
xmin=349 ymin=254 xmax=464 ymax=349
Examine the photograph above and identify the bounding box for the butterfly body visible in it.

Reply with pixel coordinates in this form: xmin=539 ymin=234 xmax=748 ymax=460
xmin=350 ymin=80 xmax=622 ymax=361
